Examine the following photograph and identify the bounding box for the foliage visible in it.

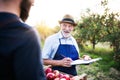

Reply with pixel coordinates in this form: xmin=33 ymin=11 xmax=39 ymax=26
xmin=74 ymin=0 xmax=120 ymax=61
xmin=100 ymin=0 xmax=120 ymax=54
xmin=74 ymin=13 xmax=104 ymax=49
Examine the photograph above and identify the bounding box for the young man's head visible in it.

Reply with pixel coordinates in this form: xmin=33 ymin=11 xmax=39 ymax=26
xmin=20 ymin=0 xmax=34 ymax=21
xmin=0 ymin=0 xmax=34 ymax=22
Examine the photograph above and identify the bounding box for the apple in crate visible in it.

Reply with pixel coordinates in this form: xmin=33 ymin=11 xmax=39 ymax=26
xmin=53 ymin=70 xmax=60 ymax=78
xmin=60 ymin=78 xmax=66 ymax=80
xmin=45 ymin=67 xmax=52 ymax=74
xmin=54 ymin=77 xmax=60 ymax=80
xmin=46 ymin=72 xmax=55 ymax=80
xmin=61 ymin=74 xmax=70 ymax=80
xmin=59 ymin=73 xmax=64 ymax=78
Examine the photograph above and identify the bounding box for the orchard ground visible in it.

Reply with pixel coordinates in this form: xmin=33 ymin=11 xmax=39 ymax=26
xmin=76 ymin=42 xmax=120 ymax=80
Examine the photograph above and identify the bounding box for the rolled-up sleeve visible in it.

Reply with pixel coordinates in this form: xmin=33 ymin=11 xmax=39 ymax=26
xmin=42 ymin=35 xmax=59 ymax=59
xmin=42 ymin=37 xmax=53 ymax=59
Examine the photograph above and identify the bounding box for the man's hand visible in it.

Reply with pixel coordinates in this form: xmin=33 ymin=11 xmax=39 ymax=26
xmin=60 ymin=57 xmax=73 ymax=67
xmin=82 ymin=55 xmax=91 ymax=61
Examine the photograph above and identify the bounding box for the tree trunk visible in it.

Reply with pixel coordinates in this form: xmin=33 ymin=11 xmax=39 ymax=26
xmin=113 ymin=40 xmax=120 ymax=62
xmin=92 ymin=36 xmax=96 ymax=49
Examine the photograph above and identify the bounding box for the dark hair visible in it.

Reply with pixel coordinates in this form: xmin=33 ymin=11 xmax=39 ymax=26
xmin=20 ymin=0 xmax=32 ymax=22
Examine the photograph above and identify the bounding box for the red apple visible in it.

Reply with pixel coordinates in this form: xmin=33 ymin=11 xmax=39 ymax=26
xmin=45 ymin=67 xmax=52 ymax=74
xmin=61 ymin=74 xmax=70 ymax=80
xmin=46 ymin=72 xmax=55 ymax=80
xmin=60 ymin=78 xmax=66 ymax=80
xmin=53 ymin=70 xmax=60 ymax=78
xmin=59 ymin=73 xmax=64 ymax=78
xmin=54 ymin=77 xmax=60 ymax=80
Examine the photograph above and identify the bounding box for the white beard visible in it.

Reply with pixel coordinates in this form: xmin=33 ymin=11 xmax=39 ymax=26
xmin=61 ymin=30 xmax=71 ymax=38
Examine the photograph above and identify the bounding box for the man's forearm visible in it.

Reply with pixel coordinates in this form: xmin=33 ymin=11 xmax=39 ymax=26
xmin=43 ymin=59 xmax=61 ymax=66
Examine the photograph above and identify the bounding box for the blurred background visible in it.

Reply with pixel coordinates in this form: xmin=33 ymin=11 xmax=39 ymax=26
xmin=26 ymin=0 xmax=120 ymax=80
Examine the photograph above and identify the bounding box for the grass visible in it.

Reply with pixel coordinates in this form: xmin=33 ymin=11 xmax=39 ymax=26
xmin=77 ymin=45 xmax=120 ymax=80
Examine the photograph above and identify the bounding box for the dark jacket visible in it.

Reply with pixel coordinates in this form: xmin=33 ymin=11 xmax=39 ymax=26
xmin=0 ymin=12 xmax=46 ymax=80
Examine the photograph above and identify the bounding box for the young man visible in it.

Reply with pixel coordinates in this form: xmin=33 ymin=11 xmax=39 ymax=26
xmin=42 ymin=14 xmax=79 ymax=76
xmin=0 ymin=0 xmax=46 ymax=80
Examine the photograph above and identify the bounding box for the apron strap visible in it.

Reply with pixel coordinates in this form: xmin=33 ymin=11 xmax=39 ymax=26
xmin=59 ymin=38 xmax=61 ymax=44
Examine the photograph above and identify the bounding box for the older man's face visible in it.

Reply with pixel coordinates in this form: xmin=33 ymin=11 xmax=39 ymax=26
xmin=60 ymin=22 xmax=74 ymax=38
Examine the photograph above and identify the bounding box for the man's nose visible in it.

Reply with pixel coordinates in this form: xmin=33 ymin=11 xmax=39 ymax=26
xmin=65 ymin=26 xmax=70 ymax=30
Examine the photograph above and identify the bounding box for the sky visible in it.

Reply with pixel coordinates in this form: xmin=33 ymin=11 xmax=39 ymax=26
xmin=26 ymin=0 xmax=120 ymax=28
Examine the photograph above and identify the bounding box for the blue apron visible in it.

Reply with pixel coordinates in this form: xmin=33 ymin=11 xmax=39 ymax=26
xmin=52 ymin=39 xmax=79 ymax=76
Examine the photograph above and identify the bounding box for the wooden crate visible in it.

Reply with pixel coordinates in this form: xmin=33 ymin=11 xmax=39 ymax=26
xmin=54 ymin=70 xmax=87 ymax=80
xmin=71 ymin=73 xmax=87 ymax=80
xmin=44 ymin=65 xmax=87 ymax=80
